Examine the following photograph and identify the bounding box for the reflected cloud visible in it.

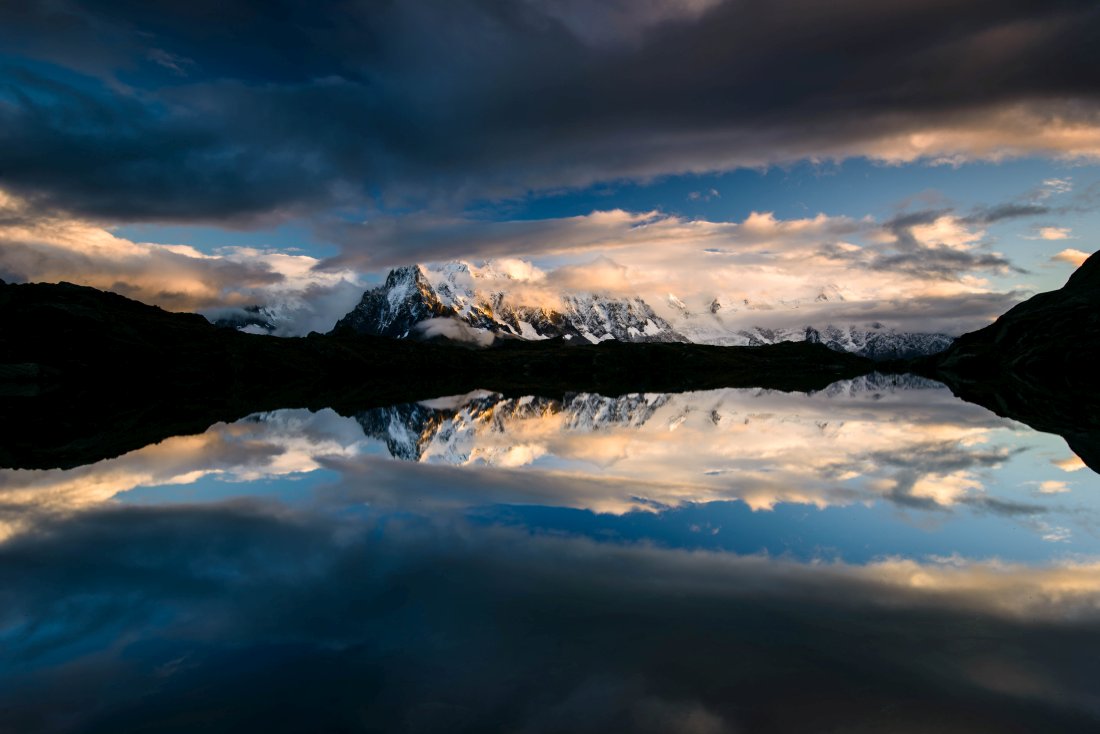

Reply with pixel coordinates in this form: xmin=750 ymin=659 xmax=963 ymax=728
xmin=0 ymin=409 xmax=363 ymax=540
xmin=348 ymin=377 xmax=1024 ymax=515
xmin=1055 ymin=455 xmax=1088 ymax=473
xmin=1 ymin=505 xmax=1099 ymax=733
xmin=1 ymin=377 xmax=1094 ymax=550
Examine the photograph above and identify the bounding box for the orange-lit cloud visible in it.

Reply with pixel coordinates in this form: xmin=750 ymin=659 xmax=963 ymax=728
xmin=1052 ymin=249 xmax=1091 ymax=267
xmin=1053 ymin=455 xmax=1088 ymax=473
xmin=1036 ymin=227 xmax=1073 ymax=240
xmin=0 ymin=189 xmax=363 ymax=333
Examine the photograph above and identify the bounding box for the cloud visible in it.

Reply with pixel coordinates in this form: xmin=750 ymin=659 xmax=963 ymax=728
xmin=2 ymin=1 xmax=1100 ymax=219
xmin=2 ymin=503 xmax=1100 ymax=732
xmin=0 ymin=408 xmax=366 ymax=540
xmin=1039 ymin=177 xmax=1074 ymax=198
xmin=1052 ymin=248 xmax=1092 ymax=267
xmin=413 ymin=317 xmax=497 ymax=345
xmin=0 ymin=185 xmax=1026 ymax=336
xmin=320 ymin=206 xmax=1022 ymax=334
xmin=964 ymin=203 xmax=1050 ymax=224
xmin=0 ymin=189 xmax=361 ymax=332
xmin=1053 ymin=455 xmax=1088 ymax=472
xmin=870 ymin=210 xmax=1018 ymax=281
xmin=1 ymin=181 xmax=1029 ymax=336
xmin=687 ymin=188 xmax=720 ymax=202
xmin=5 ymin=383 xmax=1061 ymax=542
xmin=319 ymin=209 xmax=702 ymax=270
xmin=1032 ymin=226 xmax=1074 ymax=240
xmin=145 ymin=48 xmax=196 ymax=76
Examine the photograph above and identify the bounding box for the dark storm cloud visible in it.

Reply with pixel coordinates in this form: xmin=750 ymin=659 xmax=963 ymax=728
xmin=824 ymin=290 xmax=1026 ymax=334
xmin=872 ymin=208 xmax=1020 ymax=279
xmin=1 ymin=0 xmax=1099 ymax=222
xmin=964 ymin=203 xmax=1052 ymax=224
xmin=2 ymin=504 xmax=1100 ymax=733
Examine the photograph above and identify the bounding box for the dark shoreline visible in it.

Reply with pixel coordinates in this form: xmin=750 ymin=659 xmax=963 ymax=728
xmin=4 ymin=260 xmax=1100 ymax=473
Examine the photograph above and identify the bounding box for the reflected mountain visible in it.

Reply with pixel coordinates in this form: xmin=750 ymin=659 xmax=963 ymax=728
xmin=5 ymin=377 xmax=1097 ymax=556
xmin=3 ymin=379 xmax=1100 ymax=731
xmin=5 ymin=252 xmax=1100 ymax=479
xmin=355 ymin=391 xmax=670 ymax=463
xmin=0 ymin=280 xmax=874 ymax=470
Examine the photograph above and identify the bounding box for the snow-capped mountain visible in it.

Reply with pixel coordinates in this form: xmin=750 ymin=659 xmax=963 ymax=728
xmin=331 ymin=262 xmax=683 ymax=343
xmin=813 ymin=372 xmax=946 ymax=398
xmin=210 ymin=305 xmax=279 ymax=333
xmin=328 ymin=261 xmax=954 ymax=358
xmin=805 ymin=325 xmax=954 ymax=360
xmin=663 ymin=287 xmax=953 ymax=359
xmin=352 ymin=379 xmax=952 ymax=467
xmin=355 ymin=391 xmax=672 ymax=464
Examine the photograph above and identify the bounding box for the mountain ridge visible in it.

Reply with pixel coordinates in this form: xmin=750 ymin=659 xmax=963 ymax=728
xmin=3 ymin=252 xmax=1098 ymax=472
xmin=331 ymin=263 xmax=684 ymax=344
xmin=328 ymin=261 xmax=953 ymax=359
xmin=0 ymin=278 xmax=877 ymax=469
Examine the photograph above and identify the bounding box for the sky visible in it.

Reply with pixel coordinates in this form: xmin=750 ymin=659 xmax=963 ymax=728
xmin=2 ymin=0 xmax=1100 ymax=335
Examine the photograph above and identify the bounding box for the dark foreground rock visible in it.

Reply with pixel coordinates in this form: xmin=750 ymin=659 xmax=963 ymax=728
xmin=921 ymin=250 xmax=1100 ymax=470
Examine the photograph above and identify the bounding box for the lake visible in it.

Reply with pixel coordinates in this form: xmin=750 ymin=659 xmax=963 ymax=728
xmin=2 ymin=374 xmax=1098 ymax=732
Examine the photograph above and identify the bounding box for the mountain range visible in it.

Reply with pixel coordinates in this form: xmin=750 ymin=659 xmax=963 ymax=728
xmin=356 ymin=374 xmax=942 ymax=466
xmin=2 ymin=250 xmax=1097 ymax=471
xmin=325 ymin=261 xmax=954 ymax=359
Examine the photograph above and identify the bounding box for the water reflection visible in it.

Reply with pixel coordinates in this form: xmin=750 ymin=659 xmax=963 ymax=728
xmin=2 ymin=375 xmax=1095 ymax=557
xmin=1 ymin=375 xmax=1099 ymax=732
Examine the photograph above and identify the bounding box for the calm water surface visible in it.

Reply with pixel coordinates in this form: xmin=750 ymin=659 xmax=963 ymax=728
xmin=2 ymin=375 xmax=1099 ymax=732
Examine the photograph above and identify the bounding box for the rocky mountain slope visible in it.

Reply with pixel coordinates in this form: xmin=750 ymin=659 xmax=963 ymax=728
xmin=924 ymin=249 xmax=1100 ymax=470
xmin=332 ymin=263 xmax=683 ymax=343
xmin=331 ymin=261 xmax=952 ymax=358
xmin=353 ymin=376 xmax=950 ymax=467
xmin=933 ymin=250 xmax=1100 ymax=380
xmin=356 ymin=391 xmax=670 ymax=463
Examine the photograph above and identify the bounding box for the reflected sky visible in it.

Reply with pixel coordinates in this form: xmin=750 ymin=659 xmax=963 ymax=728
xmin=3 ymin=375 xmax=1097 ymax=561
xmin=2 ymin=376 xmax=1100 ymax=732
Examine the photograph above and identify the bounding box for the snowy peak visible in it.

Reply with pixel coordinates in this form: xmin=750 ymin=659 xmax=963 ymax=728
xmin=355 ymin=391 xmax=672 ymax=464
xmin=331 ymin=264 xmax=450 ymax=338
xmin=804 ymin=324 xmax=954 ymax=361
xmin=561 ymin=294 xmax=684 ymax=343
xmin=332 ymin=260 xmax=953 ymax=358
xmin=814 ymin=284 xmax=845 ymax=303
xmin=333 ymin=261 xmax=681 ymax=344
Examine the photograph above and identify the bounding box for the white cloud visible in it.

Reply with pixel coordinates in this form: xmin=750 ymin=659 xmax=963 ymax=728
xmin=688 ymin=188 xmax=720 ymax=202
xmin=1052 ymin=248 xmax=1091 ymax=267
xmin=1053 ymin=455 xmax=1087 ymax=473
xmin=1038 ymin=177 xmax=1073 ymax=198
xmin=1024 ymin=226 xmax=1073 ymax=240
xmin=498 ymin=213 xmax=1014 ymax=334
xmin=0 ymin=408 xmax=366 ymax=541
xmin=413 ymin=317 xmax=497 ymax=345
xmin=323 ymin=206 xmax=1018 ymax=335
xmin=1038 ymin=522 xmax=1072 ymax=543
xmin=0 ymin=189 xmax=362 ymax=334
xmin=1 ymin=185 xmax=1026 ymax=337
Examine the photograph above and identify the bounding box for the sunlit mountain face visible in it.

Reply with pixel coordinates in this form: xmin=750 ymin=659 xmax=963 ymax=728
xmin=3 ymin=378 xmax=1100 ymax=731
